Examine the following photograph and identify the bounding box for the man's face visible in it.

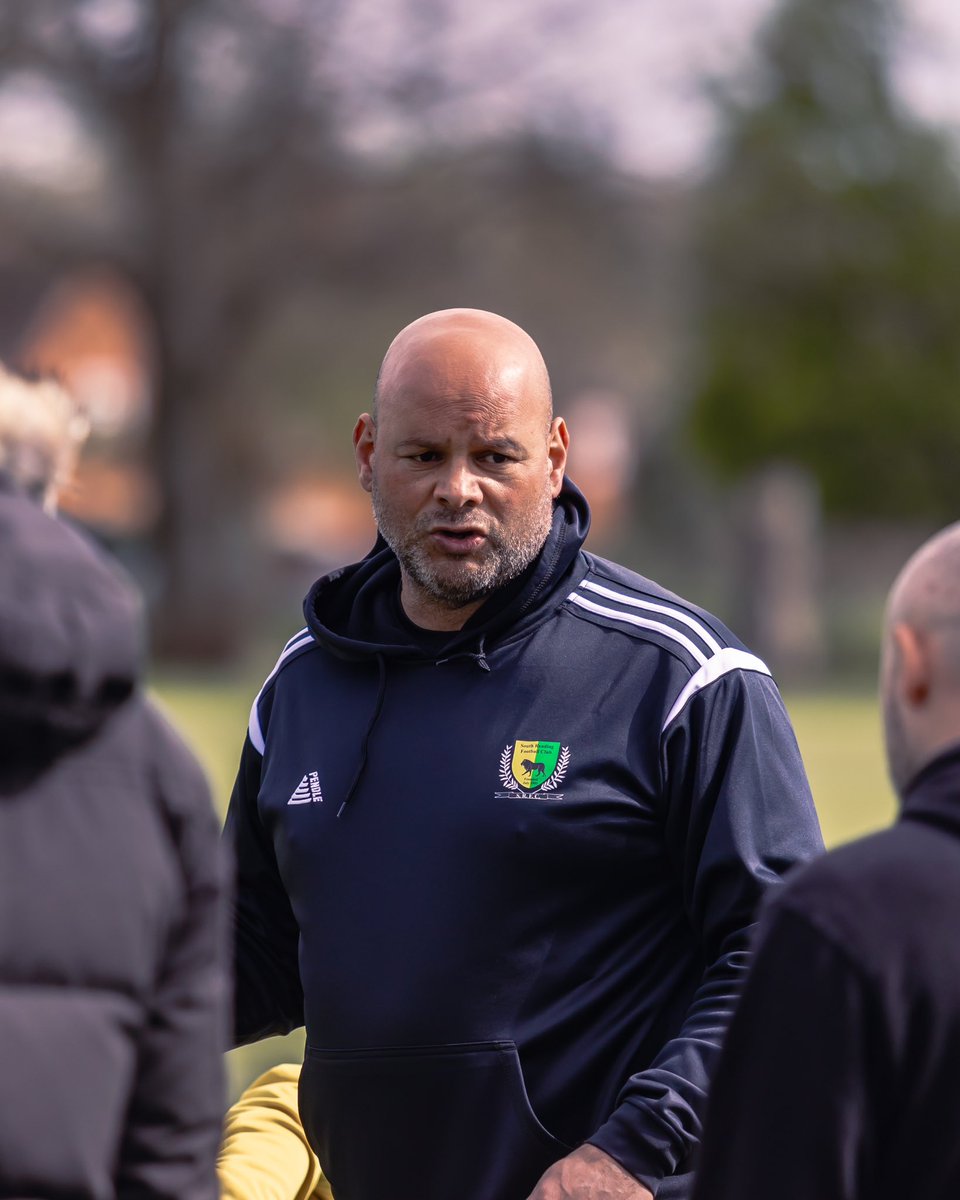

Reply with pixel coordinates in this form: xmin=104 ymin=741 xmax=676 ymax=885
xmin=356 ymin=336 xmax=567 ymax=626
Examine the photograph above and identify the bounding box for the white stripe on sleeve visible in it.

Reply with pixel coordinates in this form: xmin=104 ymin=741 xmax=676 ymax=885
xmin=248 ymin=630 xmax=314 ymax=755
xmin=568 ymin=592 xmax=710 ymax=666
xmin=661 ymin=647 xmax=771 ymax=732
xmin=579 ymin=579 xmax=723 ymax=654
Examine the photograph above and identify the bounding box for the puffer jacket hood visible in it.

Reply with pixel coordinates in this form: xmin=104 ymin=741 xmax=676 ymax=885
xmin=0 ymin=482 xmax=142 ymax=755
xmin=303 ymin=476 xmax=591 ymax=665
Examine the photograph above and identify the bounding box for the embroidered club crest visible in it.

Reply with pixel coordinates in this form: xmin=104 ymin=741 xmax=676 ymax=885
xmin=498 ymin=740 xmax=570 ymax=798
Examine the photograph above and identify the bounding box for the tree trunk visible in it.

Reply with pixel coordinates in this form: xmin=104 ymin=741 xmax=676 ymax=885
xmin=147 ymin=334 xmax=260 ymax=662
xmin=736 ymin=463 xmax=826 ymax=682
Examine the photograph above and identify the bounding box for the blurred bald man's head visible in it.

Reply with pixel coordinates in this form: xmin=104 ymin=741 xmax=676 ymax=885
xmin=881 ymin=522 xmax=960 ymax=795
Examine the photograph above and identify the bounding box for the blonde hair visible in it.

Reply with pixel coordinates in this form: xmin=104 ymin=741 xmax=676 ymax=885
xmin=0 ymin=365 xmax=89 ymax=510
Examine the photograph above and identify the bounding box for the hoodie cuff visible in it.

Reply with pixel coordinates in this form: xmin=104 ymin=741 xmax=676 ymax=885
xmin=586 ymin=1101 xmax=686 ymax=1197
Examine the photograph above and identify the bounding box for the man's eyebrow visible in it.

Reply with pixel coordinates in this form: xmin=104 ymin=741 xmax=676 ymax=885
xmin=394 ymin=437 xmax=442 ymax=451
xmin=393 ymin=436 xmax=528 ymax=455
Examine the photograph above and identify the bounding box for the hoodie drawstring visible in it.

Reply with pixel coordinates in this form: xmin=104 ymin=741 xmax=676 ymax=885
xmin=336 ymin=638 xmax=492 ymax=816
xmin=337 ymin=653 xmax=388 ymax=818
xmin=435 ymin=635 xmax=490 ymax=673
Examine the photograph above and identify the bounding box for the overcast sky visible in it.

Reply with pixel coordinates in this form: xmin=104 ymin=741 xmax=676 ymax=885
xmin=325 ymin=0 xmax=960 ymax=177
xmin=1 ymin=0 xmax=960 ymax=187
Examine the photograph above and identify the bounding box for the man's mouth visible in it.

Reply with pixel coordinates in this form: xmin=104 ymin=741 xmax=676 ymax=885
xmin=428 ymin=526 xmax=488 ymax=554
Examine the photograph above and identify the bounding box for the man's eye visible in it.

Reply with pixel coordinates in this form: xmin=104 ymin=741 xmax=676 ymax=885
xmin=411 ymin=451 xmax=440 ymax=463
xmin=483 ymin=452 xmax=510 ymax=465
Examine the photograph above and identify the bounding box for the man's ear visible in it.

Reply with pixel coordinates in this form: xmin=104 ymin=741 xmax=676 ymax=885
xmin=548 ymin=417 xmax=569 ymax=497
xmin=892 ymin=622 xmax=931 ymax=708
xmin=354 ymin=414 xmax=376 ymax=493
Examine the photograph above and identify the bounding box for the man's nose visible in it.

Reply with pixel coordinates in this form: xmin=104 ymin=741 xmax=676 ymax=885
xmin=434 ymin=459 xmax=483 ymax=507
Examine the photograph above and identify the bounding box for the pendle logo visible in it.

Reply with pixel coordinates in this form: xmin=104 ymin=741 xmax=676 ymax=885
xmin=288 ymin=771 xmax=323 ymax=805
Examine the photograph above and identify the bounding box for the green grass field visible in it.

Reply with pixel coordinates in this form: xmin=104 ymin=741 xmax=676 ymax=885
xmin=151 ymin=674 xmax=897 ymax=1097
xmin=785 ymin=689 xmax=896 ymax=846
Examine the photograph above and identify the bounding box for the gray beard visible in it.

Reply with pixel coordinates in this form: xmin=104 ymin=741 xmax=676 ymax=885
xmin=371 ymin=485 xmax=554 ymax=611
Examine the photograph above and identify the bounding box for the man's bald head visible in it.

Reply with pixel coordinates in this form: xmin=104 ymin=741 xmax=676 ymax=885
xmin=373 ymin=309 xmax=553 ymax=427
xmin=887 ymin=524 xmax=960 ymax=636
xmin=881 ymin=522 xmax=960 ymax=796
xmin=354 ymin=307 xmax=568 ymax=630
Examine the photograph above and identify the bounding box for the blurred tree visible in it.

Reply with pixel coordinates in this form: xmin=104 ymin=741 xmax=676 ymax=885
xmin=0 ymin=0 xmax=664 ymax=659
xmin=692 ymin=0 xmax=960 ymax=520
xmin=0 ymin=0 xmax=693 ymax=661
xmin=0 ymin=0 xmax=357 ymax=658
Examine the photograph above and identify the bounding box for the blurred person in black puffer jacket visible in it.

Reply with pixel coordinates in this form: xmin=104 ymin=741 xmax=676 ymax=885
xmin=0 ymin=365 xmax=229 ymax=1200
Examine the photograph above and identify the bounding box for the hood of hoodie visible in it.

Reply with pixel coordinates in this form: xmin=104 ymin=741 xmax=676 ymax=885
xmin=0 ymin=485 xmax=142 ymax=759
xmin=304 ymin=478 xmax=591 ymax=664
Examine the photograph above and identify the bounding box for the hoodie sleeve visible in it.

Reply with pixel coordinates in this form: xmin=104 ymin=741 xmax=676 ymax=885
xmin=587 ymin=668 xmax=823 ymax=1191
xmin=224 ymin=727 xmax=306 ymax=1046
xmin=115 ymin=702 xmax=230 ymax=1199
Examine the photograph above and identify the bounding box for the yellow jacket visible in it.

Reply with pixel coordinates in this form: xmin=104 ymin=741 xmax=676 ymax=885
xmin=218 ymin=1064 xmax=332 ymax=1200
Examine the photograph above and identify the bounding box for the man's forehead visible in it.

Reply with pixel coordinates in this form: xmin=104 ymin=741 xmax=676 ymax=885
xmin=374 ymin=309 xmax=552 ymax=431
xmin=380 ymin=392 xmax=542 ymax=441
xmin=382 ymin=309 xmax=546 ymax=384
xmin=378 ymin=349 xmax=547 ymax=421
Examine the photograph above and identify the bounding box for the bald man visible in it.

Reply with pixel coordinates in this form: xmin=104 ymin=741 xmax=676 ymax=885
xmin=692 ymin=522 xmax=960 ymax=1200
xmin=226 ymin=310 xmax=821 ymax=1200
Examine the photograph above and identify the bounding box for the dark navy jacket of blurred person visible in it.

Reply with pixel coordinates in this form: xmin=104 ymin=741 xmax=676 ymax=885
xmin=226 ymin=309 xmax=824 ymax=1200
xmin=0 ymin=472 xmax=229 ymax=1200
xmin=693 ymin=520 xmax=960 ymax=1200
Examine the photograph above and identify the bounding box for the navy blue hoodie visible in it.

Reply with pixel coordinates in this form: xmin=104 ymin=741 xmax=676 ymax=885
xmin=227 ymin=480 xmax=822 ymax=1200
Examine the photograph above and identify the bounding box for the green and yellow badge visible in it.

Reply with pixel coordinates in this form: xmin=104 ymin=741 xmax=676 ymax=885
xmin=498 ymin=740 xmax=570 ymax=797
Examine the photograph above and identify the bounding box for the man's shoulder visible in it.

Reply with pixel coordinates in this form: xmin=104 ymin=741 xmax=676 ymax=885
xmin=771 ymin=821 xmax=960 ymax=967
xmin=263 ymin=626 xmax=318 ymax=672
xmin=570 ymin=554 xmax=746 ymax=651
xmin=247 ymin=627 xmax=320 ymax=754
xmin=780 ymin=822 xmax=946 ymax=899
xmin=566 ymin=554 xmax=770 ymax=708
